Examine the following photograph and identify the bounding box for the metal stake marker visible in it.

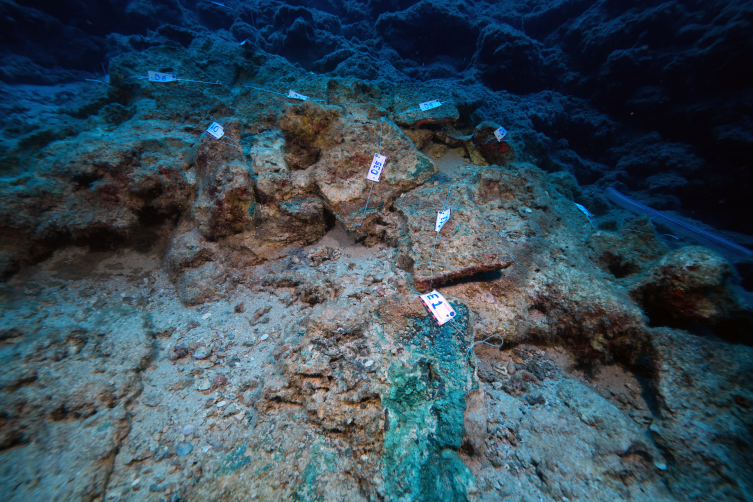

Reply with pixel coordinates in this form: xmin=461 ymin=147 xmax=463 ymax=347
xmin=429 ymin=187 xmax=452 ymax=282
xmin=357 ymin=118 xmax=384 ymax=227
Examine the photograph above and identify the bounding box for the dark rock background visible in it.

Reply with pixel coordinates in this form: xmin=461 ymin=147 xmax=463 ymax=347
xmin=1 ymin=0 xmax=751 ymax=236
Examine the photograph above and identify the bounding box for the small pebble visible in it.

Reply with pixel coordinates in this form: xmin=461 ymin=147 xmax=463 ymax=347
xmin=259 ymin=334 xmax=269 ymax=341
xmin=197 ymin=379 xmax=211 ymax=391
xmin=182 ymin=425 xmax=195 ymax=436
xmin=364 ymin=360 xmax=374 ymax=367
xmin=176 ymin=442 xmax=193 ymax=456
xmin=222 ymin=403 xmax=239 ymax=417
xmin=216 ymin=400 xmax=228 ymax=408
xmin=194 ymin=345 xmax=213 ymax=360
xmin=142 ymin=393 xmax=162 ymax=407
xmin=211 ymin=373 xmax=228 ymax=390
xmin=201 ymin=313 xmax=212 ymax=320
xmin=169 ymin=345 xmax=189 ymax=361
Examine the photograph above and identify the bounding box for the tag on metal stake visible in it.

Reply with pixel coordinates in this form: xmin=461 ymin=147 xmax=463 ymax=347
xmin=419 ymin=290 xmax=456 ymax=326
xmin=419 ymin=100 xmax=442 ymax=111
xmin=435 ymin=208 xmax=451 ymax=232
xmin=366 ymin=154 xmax=387 ymax=182
xmin=288 ymin=90 xmax=309 ymax=101
xmin=206 ymin=122 xmax=224 ymax=140
xmin=148 ymin=71 xmax=177 ymax=82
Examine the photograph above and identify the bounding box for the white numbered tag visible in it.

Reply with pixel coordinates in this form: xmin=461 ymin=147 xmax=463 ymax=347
xmin=366 ymin=154 xmax=387 ymax=182
xmin=206 ymin=122 xmax=224 ymax=140
xmin=288 ymin=90 xmax=309 ymax=101
xmin=494 ymin=126 xmax=507 ymax=141
xmin=148 ymin=71 xmax=177 ymax=82
xmin=435 ymin=208 xmax=451 ymax=232
xmin=419 ymin=290 xmax=456 ymax=326
xmin=419 ymin=100 xmax=442 ymax=111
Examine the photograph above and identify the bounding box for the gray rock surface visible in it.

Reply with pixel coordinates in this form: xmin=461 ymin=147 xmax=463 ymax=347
xmin=0 ymin=9 xmax=752 ymax=500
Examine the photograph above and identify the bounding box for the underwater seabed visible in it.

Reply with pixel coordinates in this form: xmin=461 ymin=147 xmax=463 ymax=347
xmin=1 ymin=138 xmax=752 ymax=502
xmin=2 ymin=218 xmax=753 ymax=501
xmin=0 ymin=11 xmax=752 ymax=502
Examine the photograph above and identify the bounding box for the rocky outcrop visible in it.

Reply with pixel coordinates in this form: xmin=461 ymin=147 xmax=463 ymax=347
xmin=624 ymin=247 xmax=753 ymax=342
xmin=0 ymin=307 xmax=153 ymax=501
xmin=0 ymin=2 xmax=752 ymax=501
xmin=191 ymin=121 xmax=254 ymax=240
xmin=0 ymin=117 xmax=196 ymax=277
xmin=396 ymin=178 xmax=514 ymax=292
xmin=649 ymin=328 xmax=753 ymax=501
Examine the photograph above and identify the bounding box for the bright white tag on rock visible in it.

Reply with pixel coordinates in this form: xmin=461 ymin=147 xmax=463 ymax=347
xmin=494 ymin=126 xmax=507 ymax=141
xmin=419 ymin=100 xmax=442 ymax=111
xmin=574 ymin=203 xmax=594 ymax=218
xmin=206 ymin=122 xmax=224 ymax=140
xmin=366 ymin=153 xmax=387 ymax=182
xmin=288 ymin=90 xmax=309 ymax=101
xmin=435 ymin=208 xmax=451 ymax=232
xmin=148 ymin=71 xmax=177 ymax=82
xmin=419 ymin=290 xmax=456 ymax=326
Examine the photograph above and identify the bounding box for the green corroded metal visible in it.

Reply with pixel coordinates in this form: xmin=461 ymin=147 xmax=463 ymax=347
xmin=381 ymin=301 xmax=477 ymax=501
xmin=216 ymin=444 xmax=251 ymax=476
xmin=293 ymin=441 xmax=338 ymax=502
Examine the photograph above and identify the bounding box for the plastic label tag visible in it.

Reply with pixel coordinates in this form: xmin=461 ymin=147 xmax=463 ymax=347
xmin=435 ymin=208 xmax=451 ymax=232
xmin=366 ymin=154 xmax=387 ymax=182
xmin=494 ymin=126 xmax=507 ymax=141
xmin=419 ymin=100 xmax=442 ymax=111
xmin=419 ymin=290 xmax=456 ymax=326
xmin=574 ymin=203 xmax=594 ymax=218
xmin=206 ymin=122 xmax=224 ymax=140
xmin=239 ymin=39 xmax=250 ymax=46
xmin=288 ymin=90 xmax=309 ymax=101
xmin=148 ymin=71 xmax=177 ymax=82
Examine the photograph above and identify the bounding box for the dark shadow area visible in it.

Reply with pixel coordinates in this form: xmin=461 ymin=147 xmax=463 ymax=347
xmin=438 ymin=269 xmax=505 ymax=289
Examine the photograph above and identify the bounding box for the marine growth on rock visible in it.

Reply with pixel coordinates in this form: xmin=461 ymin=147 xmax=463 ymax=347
xmin=1 ymin=1 xmax=752 ymax=501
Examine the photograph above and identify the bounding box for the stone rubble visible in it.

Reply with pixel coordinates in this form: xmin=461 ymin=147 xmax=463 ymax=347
xmin=0 ymin=34 xmax=751 ymax=502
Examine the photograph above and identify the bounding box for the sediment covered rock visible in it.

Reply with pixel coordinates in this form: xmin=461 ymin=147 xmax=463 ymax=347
xmin=1 ymin=2 xmax=752 ymax=500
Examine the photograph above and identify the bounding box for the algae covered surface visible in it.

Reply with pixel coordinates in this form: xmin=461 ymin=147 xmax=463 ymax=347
xmin=381 ymin=302 xmax=476 ymax=502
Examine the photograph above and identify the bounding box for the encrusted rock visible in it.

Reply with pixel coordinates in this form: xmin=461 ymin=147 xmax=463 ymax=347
xmin=472 ymin=121 xmax=516 ymax=167
xmin=625 ymin=247 xmax=745 ymax=325
xmin=191 ymin=120 xmax=254 ymax=240
xmin=165 ymin=228 xmax=215 ymax=277
xmin=177 ymin=262 xmax=227 ymax=306
xmin=396 ymin=172 xmax=514 ymax=291
xmin=211 ymin=373 xmax=228 ymax=390
xmin=648 ymin=328 xmax=753 ymax=500
xmin=306 ymin=246 xmax=341 ymax=266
